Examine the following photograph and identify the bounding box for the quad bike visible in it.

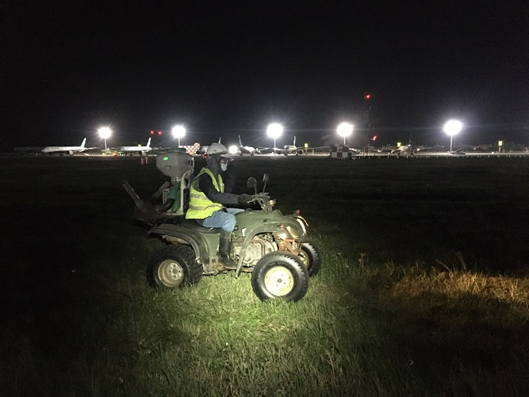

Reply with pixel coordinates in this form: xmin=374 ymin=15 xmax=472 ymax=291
xmin=122 ymin=150 xmax=322 ymax=302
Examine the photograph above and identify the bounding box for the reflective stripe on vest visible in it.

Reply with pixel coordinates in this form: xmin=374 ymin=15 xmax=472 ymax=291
xmin=185 ymin=167 xmax=224 ymax=219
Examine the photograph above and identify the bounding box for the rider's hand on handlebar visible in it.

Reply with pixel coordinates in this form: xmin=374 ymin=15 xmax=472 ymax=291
xmin=237 ymin=194 xmax=253 ymax=206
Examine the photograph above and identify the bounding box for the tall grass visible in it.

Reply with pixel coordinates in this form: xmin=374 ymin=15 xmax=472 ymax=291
xmin=1 ymin=156 xmax=529 ymax=396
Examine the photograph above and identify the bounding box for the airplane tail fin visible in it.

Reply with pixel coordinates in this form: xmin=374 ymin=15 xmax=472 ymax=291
xmin=147 ymin=137 xmax=151 ymax=147
xmin=293 ymin=136 xmax=296 ymax=146
xmin=238 ymin=135 xmax=242 ymax=146
xmin=81 ymin=138 xmax=86 ymax=148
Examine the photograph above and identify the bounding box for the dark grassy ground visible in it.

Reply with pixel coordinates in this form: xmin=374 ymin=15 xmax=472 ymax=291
xmin=1 ymin=155 xmax=529 ymax=396
xmin=3 ymin=155 xmax=528 ymax=272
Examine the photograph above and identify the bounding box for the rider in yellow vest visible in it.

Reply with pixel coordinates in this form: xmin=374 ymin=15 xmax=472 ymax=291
xmin=186 ymin=143 xmax=252 ymax=268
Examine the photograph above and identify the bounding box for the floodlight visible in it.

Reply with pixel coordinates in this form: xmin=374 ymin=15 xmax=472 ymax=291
xmin=98 ymin=127 xmax=112 ymax=149
xmin=337 ymin=122 xmax=353 ymax=145
xmin=443 ymin=120 xmax=462 ymax=152
xmin=266 ymin=123 xmax=283 ymax=151
xmin=228 ymin=145 xmax=239 ymax=155
xmin=172 ymin=125 xmax=186 ymax=146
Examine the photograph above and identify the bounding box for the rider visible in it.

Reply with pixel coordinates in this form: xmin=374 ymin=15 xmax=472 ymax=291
xmin=185 ymin=143 xmax=252 ymax=269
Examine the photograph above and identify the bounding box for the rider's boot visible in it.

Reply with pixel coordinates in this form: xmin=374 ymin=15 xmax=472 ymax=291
xmin=218 ymin=230 xmax=237 ymax=269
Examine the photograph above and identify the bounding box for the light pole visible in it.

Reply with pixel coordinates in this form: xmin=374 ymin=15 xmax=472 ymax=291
xmin=172 ymin=125 xmax=186 ymax=147
xmin=267 ymin=123 xmax=283 ymax=153
xmin=98 ymin=127 xmax=112 ymax=150
xmin=443 ymin=120 xmax=462 ymax=153
xmin=337 ymin=122 xmax=353 ymax=146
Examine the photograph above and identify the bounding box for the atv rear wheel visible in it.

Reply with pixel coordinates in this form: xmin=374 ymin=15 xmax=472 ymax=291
xmin=251 ymin=252 xmax=309 ymax=302
xmin=299 ymin=241 xmax=323 ymax=276
xmin=147 ymin=245 xmax=202 ymax=288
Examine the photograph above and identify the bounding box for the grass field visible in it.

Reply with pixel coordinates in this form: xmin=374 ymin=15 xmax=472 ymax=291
xmin=1 ymin=155 xmax=529 ymax=396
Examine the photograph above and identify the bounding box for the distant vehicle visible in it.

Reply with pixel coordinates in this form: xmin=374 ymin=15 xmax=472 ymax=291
xmin=452 ymin=148 xmax=466 ymax=155
xmin=101 ymin=149 xmax=120 ymax=156
xmin=391 ymin=143 xmax=414 ymax=156
xmin=254 ymin=146 xmax=274 ymax=155
xmin=118 ymin=138 xmax=152 ymax=156
xmin=41 ymin=138 xmax=88 ymax=155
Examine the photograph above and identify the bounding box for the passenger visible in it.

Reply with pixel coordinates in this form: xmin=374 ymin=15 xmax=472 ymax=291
xmin=185 ymin=143 xmax=252 ymax=269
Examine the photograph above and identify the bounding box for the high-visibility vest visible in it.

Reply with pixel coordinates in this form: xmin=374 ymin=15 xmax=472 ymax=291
xmin=185 ymin=167 xmax=225 ymax=219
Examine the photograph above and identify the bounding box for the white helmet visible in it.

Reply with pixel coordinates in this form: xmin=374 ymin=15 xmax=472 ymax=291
xmin=206 ymin=143 xmax=228 ymax=156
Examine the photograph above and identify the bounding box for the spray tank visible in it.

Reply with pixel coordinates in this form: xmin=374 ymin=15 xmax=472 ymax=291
xmin=122 ymin=148 xmax=194 ymax=224
xmin=155 ymin=150 xmax=194 ymax=215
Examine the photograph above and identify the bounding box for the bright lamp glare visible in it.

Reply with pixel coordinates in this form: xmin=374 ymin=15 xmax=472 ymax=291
xmin=228 ymin=145 xmax=239 ymax=155
xmin=443 ymin=120 xmax=463 ymax=136
xmin=337 ymin=122 xmax=353 ymax=138
xmin=266 ymin=123 xmax=283 ymax=139
xmin=172 ymin=125 xmax=186 ymax=139
xmin=98 ymin=127 xmax=111 ymax=139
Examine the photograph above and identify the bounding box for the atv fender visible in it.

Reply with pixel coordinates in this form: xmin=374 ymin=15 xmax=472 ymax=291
xmin=148 ymin=223 xmax=211 ymax=267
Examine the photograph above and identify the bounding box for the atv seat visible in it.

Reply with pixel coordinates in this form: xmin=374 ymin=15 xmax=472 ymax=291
xmin=179 ymin=219 xmax=221 ymax=234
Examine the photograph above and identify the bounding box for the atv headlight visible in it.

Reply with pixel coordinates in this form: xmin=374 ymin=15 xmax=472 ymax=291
xmin=276 ymin=231 xmax=290 ymax=240
xmin=275 ymin=223 xmax=297 ymax=239
xmin=286 ymin=224 xmax=301 ymax=238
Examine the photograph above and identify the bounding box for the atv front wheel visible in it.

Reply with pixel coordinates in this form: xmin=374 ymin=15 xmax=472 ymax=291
xmin=147 ymin=245 xmax=202 ymax=288
xmin=299 ymin=241 xmax=323 ymax=276
xmin=251 ymin=252 xmax=309 ymax=302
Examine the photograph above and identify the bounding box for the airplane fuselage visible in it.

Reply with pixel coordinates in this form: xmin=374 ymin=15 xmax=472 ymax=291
xmin=42 ymin=138 xmax=87 ymax=155
xmin=41 ymin=146 xmax=86 ymax=154
xmin=118 ymin=138 xmax=152 ymax=155
xmin=118 ymin=146 xmax=152 ymax=152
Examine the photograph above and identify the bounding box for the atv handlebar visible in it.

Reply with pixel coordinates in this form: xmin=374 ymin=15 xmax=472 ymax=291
xmin=248 ymin=192 xmax=275 ymax=213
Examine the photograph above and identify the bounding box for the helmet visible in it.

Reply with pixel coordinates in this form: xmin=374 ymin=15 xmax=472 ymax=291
xmin=206 ymin=143 xmax=228 ymax=156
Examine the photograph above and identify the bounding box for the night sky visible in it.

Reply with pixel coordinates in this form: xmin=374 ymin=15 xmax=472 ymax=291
xmin=1 ymin=0 xmax=528 ymax=150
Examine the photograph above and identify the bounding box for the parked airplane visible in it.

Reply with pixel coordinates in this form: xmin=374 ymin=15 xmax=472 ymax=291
xmin=228 ymin=135 xmax=257 ymax=156
xmin=276 ymin=136 xmax=303 ymax=155
xmin=391 ymin=142 xmax=434 ymax=155
xmin=41 ymin=138 xmax=88 ymax=155
xmin=255 ymin=137 xmax=330 ymax=155
xmin=118 ymin=138 xmax=152 ymax=156
xmin=198 ymin=138 xmax=222 ymax=156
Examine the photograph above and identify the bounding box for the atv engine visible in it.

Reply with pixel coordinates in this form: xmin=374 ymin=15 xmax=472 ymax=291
xmin=232 ymin=234 xmax=277 ymax=266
